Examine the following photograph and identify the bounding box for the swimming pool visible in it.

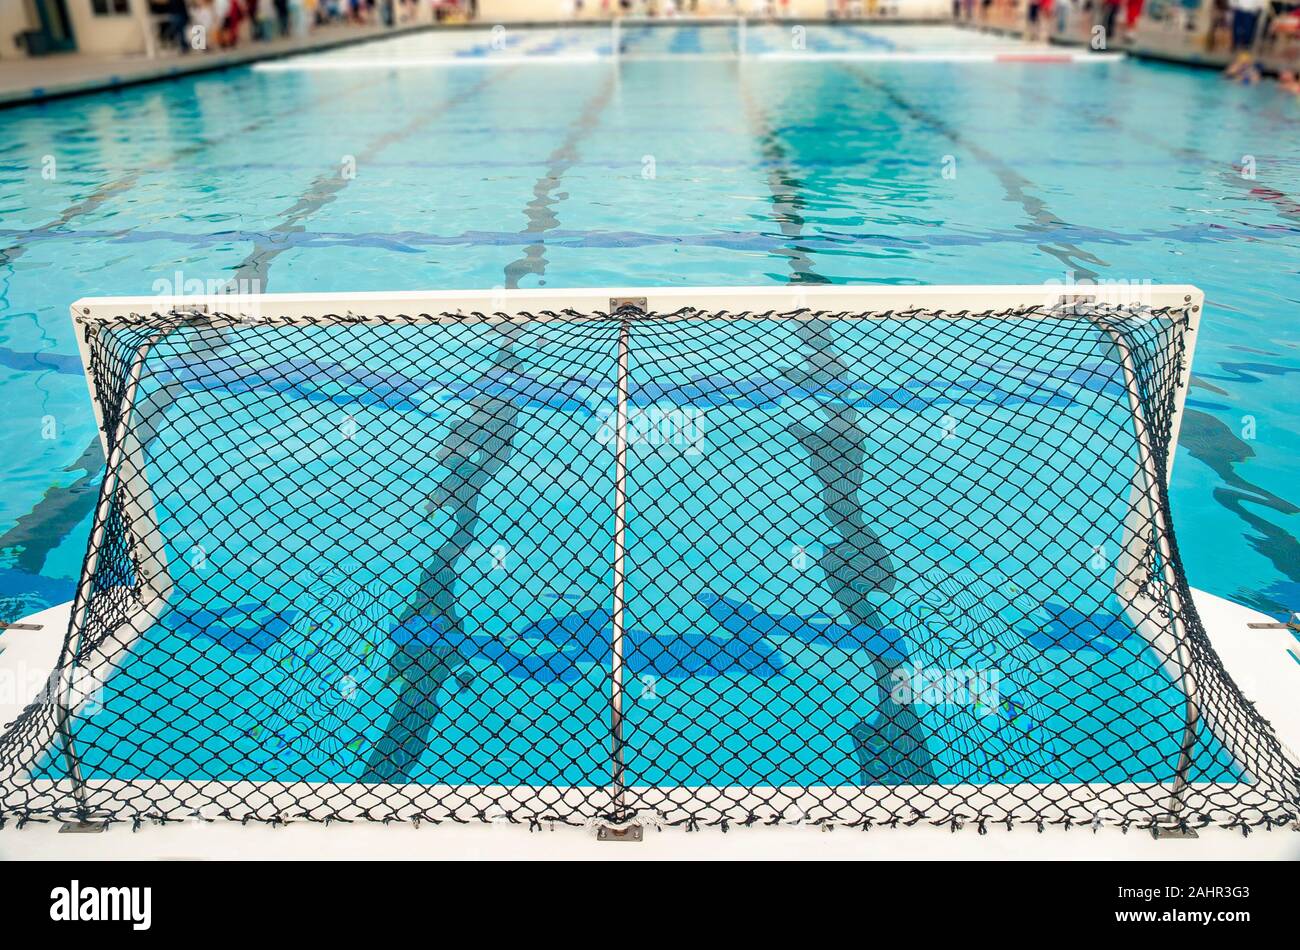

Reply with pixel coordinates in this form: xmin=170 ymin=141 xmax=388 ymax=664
xmin=0 ymin=21 xmax=1297 ymax=632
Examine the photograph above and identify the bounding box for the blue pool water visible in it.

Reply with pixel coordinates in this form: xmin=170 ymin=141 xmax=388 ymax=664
xmin=2 ymin=27 xmax=1297 ymax=625
xmin=0 ymin=25 xmax=1297 ymax=787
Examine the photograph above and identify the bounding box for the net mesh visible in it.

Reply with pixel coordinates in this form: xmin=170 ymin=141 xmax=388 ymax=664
xmin=1 ymin=300 xmax=1297 ymax=832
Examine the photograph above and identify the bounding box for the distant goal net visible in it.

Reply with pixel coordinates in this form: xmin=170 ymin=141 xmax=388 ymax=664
xmin=1 ymin=285 xmax=1296 ymax=832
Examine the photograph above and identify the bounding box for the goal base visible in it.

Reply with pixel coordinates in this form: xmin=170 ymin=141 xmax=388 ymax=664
xmin=597 ymin=824 xmax=644 ymax=843
xmin=59 ymin=820 xmax=109 ymax=834
xmin=1150 ymin=824 xmax=1199 ymax=839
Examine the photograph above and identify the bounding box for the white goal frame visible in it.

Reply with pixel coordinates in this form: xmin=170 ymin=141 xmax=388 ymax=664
xmin=53 ymin=283 xmax=1214 ymax=827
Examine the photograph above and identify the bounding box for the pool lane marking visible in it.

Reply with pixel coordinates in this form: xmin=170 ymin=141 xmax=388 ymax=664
xmin=980 ymin=70 xmax=1300 ymax=228
xmin=0 ymin=74 xmax=383 ymax=267
xmin=0 ymin=439 xmax=104 ymax=577
xmin=233 ymin=67 xmax=510 ymax=286
xmin=5 ymin=220 xmax=1289 ymax=256
xmin=501 ymin=72 xmax=619 ymax=289
xmin=845 ymin=69 xmax=1106 ymax=282
xmin=736 ymin=72 xmax=829 ymax=284
xmin=0 ymin=74 xmax=452 ymax=582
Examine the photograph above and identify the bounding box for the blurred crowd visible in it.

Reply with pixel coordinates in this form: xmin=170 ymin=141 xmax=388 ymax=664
xmin=151 ymin=0 xmax=457 ymax=52
xmin=1221 ymin=0 xmax=1300 ymax=93
xmin=950 ymin=0 xmax=1300 ymax=95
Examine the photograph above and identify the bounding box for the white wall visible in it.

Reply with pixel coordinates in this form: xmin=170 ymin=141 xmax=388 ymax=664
xmin=64 ymin=0 xmax=152 ymax=56
xmin=0 ymin=0 xmax=39 ymax=58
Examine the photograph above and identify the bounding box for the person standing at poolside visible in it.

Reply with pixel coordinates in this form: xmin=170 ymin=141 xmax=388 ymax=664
xmin=1027 ymin=0 xmax=1051 ymax=41
xmin=1228 ymin=0 xmax=1265 ymax=51
xmin=163 ymin=0 xmax=190 ymax=52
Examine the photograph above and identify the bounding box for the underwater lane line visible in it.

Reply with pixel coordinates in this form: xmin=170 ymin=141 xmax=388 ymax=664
xmin=501 ymin=71 xmax=619 ymax=290
xmin=234 ymin=67 xmax=516 ymax=287
xmin=369 ymin=70 xmax=621 ymax=781
xmin=846 ymin=67 xmax=1106 ymax=282
xmin=980 ymin=70 xmax=1300 ymax=228
xmin=736 ymin=71 xmax=830 ymax=285
xmin=0 ymin=73 xmax=384 ymax=267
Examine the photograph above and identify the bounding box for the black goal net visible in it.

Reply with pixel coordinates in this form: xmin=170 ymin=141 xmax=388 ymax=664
xmin=1 ymin=299 xmax=1296 ymax=833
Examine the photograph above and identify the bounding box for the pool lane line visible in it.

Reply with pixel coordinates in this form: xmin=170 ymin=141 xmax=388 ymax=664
xmin=233 ymin=66 xmax=512 ymax=287
xmin=736 ymin=72 xmax=830 ymax=284
xmin=0 ymin=72 xmax=384 ymax=268
xmin=0 ymin=75 xmax=414 ymax=585
xmin=6 ymin=219 xmax=1291 ymax=256
xmin=844 ymin=68 xmax=1107 ymax=282
xmin=0 ymin=439 xmax=104 ymax=578
xmin=979 ymin=70 xmax=1300 ymax=228
xmin=375 ymin=67 xmax=617 ymax=780
xmin=501 ymin=71 xmax=619 ymax=290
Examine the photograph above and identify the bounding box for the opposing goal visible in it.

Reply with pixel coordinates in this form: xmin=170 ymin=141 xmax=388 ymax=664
xmin=1 ymin=285 xmax=1296 ymax=832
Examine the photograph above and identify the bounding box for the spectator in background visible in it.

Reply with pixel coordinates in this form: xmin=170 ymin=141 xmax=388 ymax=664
xmin=1229 ymin=0 xmax=1265 ymax=50
xmin=163 ymin=0 xmax=190 ymax=52
xmin=249 ymin=0 xmax=273 ymax=38
xmin=274 ymin=0 xmax=290 ymax=34
xmin=1124 ymin=0 xmax=1144 ymax=31
xmin=191 ymin=0 xmax=217 ymax=48
xmin=214 ymin=0 xmax=243 ymax=47
xmin=1102 ymin=0 xmax=1122 ymax=43
xmin=1027 ymin=0 xmax=1051 ymax=41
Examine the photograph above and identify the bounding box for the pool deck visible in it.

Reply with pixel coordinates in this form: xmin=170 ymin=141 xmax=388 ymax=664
xmin=0 ymin=21 xmax=437 ymax=109
xmin=1 ymin=589 xmax=1297 ymax=860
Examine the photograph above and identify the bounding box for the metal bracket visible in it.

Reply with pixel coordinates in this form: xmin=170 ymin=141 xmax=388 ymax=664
xmin=609 ymin=296 xmax=647 ymax=315
xmin=597 ymin=824 xmax=644 ymax=842
xmin=1247 ymin=613 xmax=1300 ymax=634
xmin=59 ymin=820 xmax=109 ymax=834
xmin=1151 ymin=824 xmax=1199 ymax=839
xmin=0 ymin=622 xmax=41 ymax=631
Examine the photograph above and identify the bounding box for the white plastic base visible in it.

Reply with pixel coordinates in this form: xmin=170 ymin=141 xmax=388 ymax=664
xmin=1 ymin=590 xmax=1297 ymax=860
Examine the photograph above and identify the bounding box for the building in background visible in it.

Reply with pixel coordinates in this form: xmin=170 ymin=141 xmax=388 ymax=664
xmin=1 ymin=0 xmax=173 ymax=58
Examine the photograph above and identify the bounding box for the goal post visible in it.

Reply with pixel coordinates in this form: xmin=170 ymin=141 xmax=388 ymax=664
xmin=3 ymin=283 xmax=1298 ymax=831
